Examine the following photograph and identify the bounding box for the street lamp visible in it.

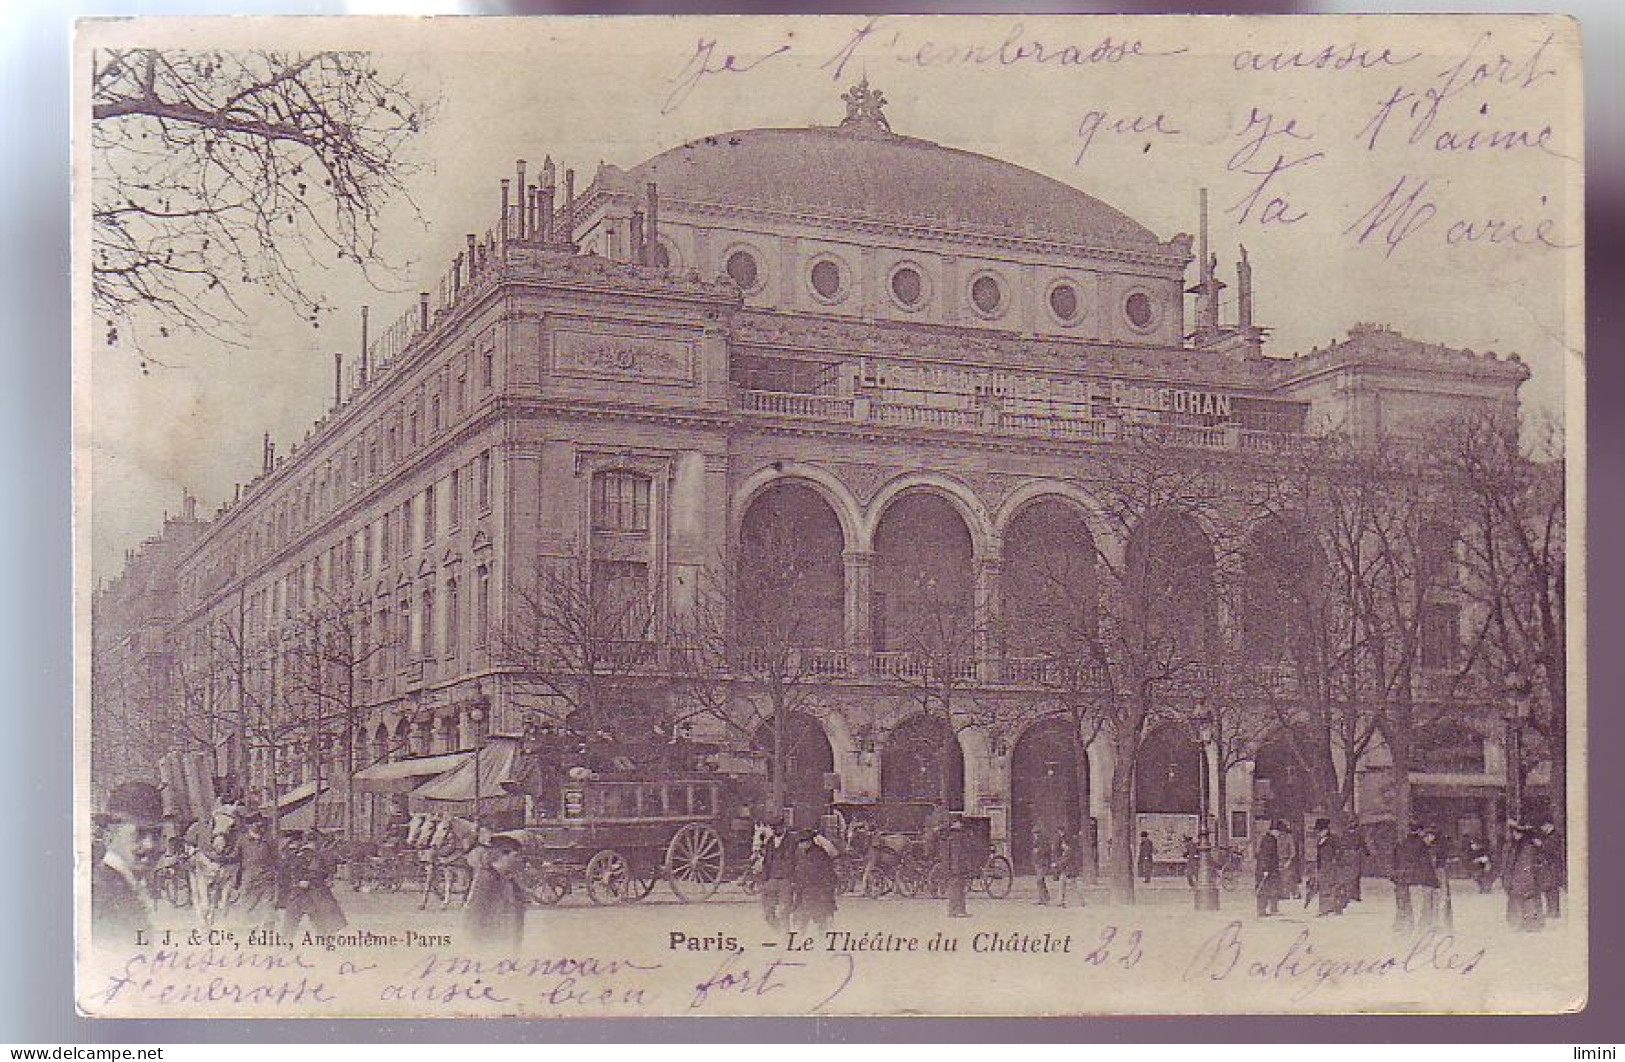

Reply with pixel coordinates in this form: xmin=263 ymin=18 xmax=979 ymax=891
xmin=1503 ymin=671 xmax=1531 ymax=825
xmin=1192 ymin=690 xmax=1221 ymax=912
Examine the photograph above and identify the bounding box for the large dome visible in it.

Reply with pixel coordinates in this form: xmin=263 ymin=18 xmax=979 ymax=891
xmin=621 ymin=125 xmax=1163 ymax=253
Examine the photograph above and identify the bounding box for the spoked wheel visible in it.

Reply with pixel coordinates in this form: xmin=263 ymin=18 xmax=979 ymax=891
xmin=894 ymin=860 xmax=924 ymax=898
xmin=978 ymin=856 xmax=1014 ymax=898
xmin=585 ymin=849 xmax=635 ymax=906
xmin=665 ymin=823 xmax=725 ymax=902
xmin=520 ymin=867 xmax=570 ymax=906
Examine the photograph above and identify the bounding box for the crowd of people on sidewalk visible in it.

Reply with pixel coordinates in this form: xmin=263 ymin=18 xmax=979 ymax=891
xmin=1251 ymin=814 xmax=1565 ymax=933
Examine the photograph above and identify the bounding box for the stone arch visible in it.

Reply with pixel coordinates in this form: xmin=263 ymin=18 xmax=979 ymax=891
xmin=870 ymin=489 xmax=976 ymax=654
xmin=1126 ymin=507 xmax=1219 ymax=660
xmin=752 ymin=711 xmax=836 ymax=827
xmin=1241 ymin=513 xmax=1323 ymax=665
xmin=994 ymin=481 xmax=1109 ymax=546
xmin=999 ymin=493 xmax=1101 ymax=658
xmin=733 ymin=463 xmax=863 ymax=551
xmin=864 ymin=473 xmax=995 ymax=558
xmin=737 ymin=479 xmax=848 ymax=649
xmin=1009 ymin=714 xmax=1093 ymax=872
xmin=1136 ymin=724 xmax=1204 ymax=816
xmin=880 ymin=714 xmax=965 ymax=811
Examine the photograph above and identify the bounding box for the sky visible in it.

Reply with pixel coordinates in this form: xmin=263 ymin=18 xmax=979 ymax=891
xmin=81 ymin=14 xmax=1582 ymax=580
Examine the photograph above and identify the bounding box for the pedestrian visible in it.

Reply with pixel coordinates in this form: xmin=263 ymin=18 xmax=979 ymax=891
xmin=1504 ymin=822 xmax=1545 ymax=932
xmin=233 ymin=814 xmax=279 ymax=926
xmin=760 ymin=818 xmax=795 ymax=930
xmin=1031 ymin=826 xmax=1053 ymax=906
xmin=1255 ymin=821 xmax=1282 ymax=918
xmin=1420 ymin=826 xmax=1447 ymax=930
xmin=1056 ymin=827 xmax=1085 ymax=908
xmin=1342 ymin=820 xmax=1369 ymax=904
xmin=464 ymin=834 xmax=526 ymax=951
xmin=1182 ymin=836 xmax=1199 ymax=888
xmin=1314 ymin=818 xmax=1345 ymax=916
xmin=790 ymin=829 xmax=839 ymax=934
xmin=1465 ymin=837 xmax=1494 ymax=894
xmin=945 ymin=813 xmax=972 ymax=918
xmin=1392 ymin=822 xmax=1435 ymax=931
xmin=1277 ymin=821 xmax=1300 ymax=899
xmin=1137 ymin=831 xmax=1154 ymax=884
xmin=1537 ymin=821 xmax=1563 ymax=918
xmin=282 ymin=834 xmax=347 ymax=936
xmin=92 ymin=780 xmax=166 ymax=944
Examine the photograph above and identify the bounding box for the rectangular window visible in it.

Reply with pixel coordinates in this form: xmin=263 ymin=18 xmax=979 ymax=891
xmin=431 ymin=395 xmax=442 ymax=432
xmin=591 ymin=471 xmax=651 ymax=532
xmin=449 ymin=469 xmax=462 ymax=529
xmin=361 ymin=527 xmax=373 ymax=575
xmin=456 ymin=373 xmax=468 ymax=415
xmin=421 ymin=587 xmax=436 ymax=660
xmin=401 ymin=497 xmax=414 ymax=552
xmin=482 ymin=343 xmax=495 ymax=389
xmin=381 ymin=513 xmax=393 ymax=564
xmin=424 ymin=484 xmax=437 ymax=544
xmin=1421 ymin=603 xmax=1462 ymax=669
xmin=474 ymin=565 xmax=491 ymax=647
xmin=445 ymin=577 xmax=460 ymax=658
xmin=592 ymin=559 xmax=650 ymax=640
xmin=409 ymin=411 xmax=420 ymax=449
xmin=478 ymin=451 xmax=492 ymax=511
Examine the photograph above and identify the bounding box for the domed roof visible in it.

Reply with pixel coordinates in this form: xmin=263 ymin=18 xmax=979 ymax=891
xmin=621 ymin=125 xmax=1164 ymax=253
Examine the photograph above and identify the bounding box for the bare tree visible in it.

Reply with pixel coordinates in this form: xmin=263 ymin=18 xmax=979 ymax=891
xmin=1440 ymin=412 xmax=1567 ymax=837
xmin=1070 ymin=430 xmax=1242 ymax=903
xmin=669 ymin=520 xmax=845 ymax=816
xmin=282 ymin=588 xmax=395 ymax=839
xmin=91 ymin=48 xmax=433 ymax=356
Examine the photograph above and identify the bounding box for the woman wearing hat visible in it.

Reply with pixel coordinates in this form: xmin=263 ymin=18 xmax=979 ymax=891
xmin=92 ymin=780 xmax=167 ymax=943
xmin=464 ymin=834 xmax=527 ymax=951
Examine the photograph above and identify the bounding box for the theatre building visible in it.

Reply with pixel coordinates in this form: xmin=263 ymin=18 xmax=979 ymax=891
xmin=97 ymin=84 xmax=1537 ymax=868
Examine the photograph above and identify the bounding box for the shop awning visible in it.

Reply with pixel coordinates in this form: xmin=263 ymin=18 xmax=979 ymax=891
xmin=273 ymin=780 xmax=326 ymax=811
xmin=353 ymin=752 xmax=472 ymax=794
xmin=411 ymin=738 xmax=522 ymax=804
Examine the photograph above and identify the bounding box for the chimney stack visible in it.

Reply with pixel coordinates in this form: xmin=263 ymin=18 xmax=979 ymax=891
xmin=419 ymin=292 xmax=430 ymax=332
xmin=630 ymin=210 xmax=646 ymax=265
xmin=500 ymin=178 xmax=511 ymax=244
xmin=333 ymin=350 xmax=343 ymax=410
xmin=467 ymin=234 xmax=478 ymax=279
xmin=515 ymin=160 xmax=528 ymax=239
xmin=262 ymin=432 xmax=272 ymax=474
xmin=541 ymin=156 xmax=556 ymax=243
xmin=1237 ymin=245 xmax=1254 ymax=332
xmin=359 ymin=305 xmax=370 ymax=386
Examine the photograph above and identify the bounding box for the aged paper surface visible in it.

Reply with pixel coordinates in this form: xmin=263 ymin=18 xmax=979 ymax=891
xmin=74 ymin=14 xmax=1585 ymax=1017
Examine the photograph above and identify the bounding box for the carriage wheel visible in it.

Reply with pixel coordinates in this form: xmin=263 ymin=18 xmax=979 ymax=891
xmin=665 ymin=823 xmax=725 ymax=902
xmin=979 ymin=856 xmax=1013 ymax=899
xmin=521 ymin=870 xmax=569 ymax=906
xmin=585 ymin=850 xmax=633 ymax=906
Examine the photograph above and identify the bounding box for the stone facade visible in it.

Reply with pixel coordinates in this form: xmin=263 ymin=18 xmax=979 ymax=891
xmin=92 ymin=96 xmax=1536 ymax=867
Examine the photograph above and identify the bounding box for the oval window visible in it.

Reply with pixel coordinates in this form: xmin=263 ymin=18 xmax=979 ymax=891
xmin=726 ymin=250 xmax=760 ymax=291
xmin=810 ymin=259 xmax=842 ymax=300
xmin=891 ymin=266 xmax=924 ymax=308
xmin=1125 ymin=291 xmax=1155 ymax=329
xmin=971 ymin=275 xmax=1003 ymax=315
xmin=1049 ymin=284 xmax=1079 ymax=323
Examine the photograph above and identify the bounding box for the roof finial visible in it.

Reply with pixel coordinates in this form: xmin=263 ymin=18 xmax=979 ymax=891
xmin=840 ymin=76 xmax=891 ymax=134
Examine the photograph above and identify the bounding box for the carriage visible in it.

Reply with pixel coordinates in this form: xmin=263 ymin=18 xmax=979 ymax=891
xmin=508 ymin=772 xmax=746 ymax=906
xmin=831 ymin=801 xmax=1013 ymax=900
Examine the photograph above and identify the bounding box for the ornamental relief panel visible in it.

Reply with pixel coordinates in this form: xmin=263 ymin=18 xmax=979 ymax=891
xmin=551 ymin=328 xmax=696 ymax=385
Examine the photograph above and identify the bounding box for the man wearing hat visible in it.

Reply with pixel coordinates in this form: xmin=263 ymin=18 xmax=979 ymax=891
xmin=93 ymin=780 xmax=166 ymax=943
xmin=464 ymin=834 xmax=526 ymax=951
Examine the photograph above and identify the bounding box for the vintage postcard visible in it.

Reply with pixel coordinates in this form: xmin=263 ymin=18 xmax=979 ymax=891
xmin=74 ymin=14 xmax=1585 ymax=1017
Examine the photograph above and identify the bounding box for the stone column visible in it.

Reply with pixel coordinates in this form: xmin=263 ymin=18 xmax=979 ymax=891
xmin=974 ymin=554 xmax=1002 ymax=680
xmin=843 ymin=549 xmax=875 ymax=664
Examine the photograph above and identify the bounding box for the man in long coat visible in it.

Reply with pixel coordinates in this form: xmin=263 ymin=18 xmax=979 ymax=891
xmin=1314 ymin=818 xmax=1345 ymax=916
xmin=1392 ymin=822 xmax=1438 ymax=931
xmin=464 ymin=834 xmax=526 ymax=951
xmin=1255 ymin=822 xmax=1281 ymax=918
xmin=1537 ymin=821 xmax=1564 ymax=918
xmin=760 ymin=819 xmax=795 ymax=930
xmin=233 ymin=815 xmax=279 ymax=926
xmin=790 ymin=829 xmax=839 ymax=933
xmin=92 ymin=781 xmax=166 ymax=945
